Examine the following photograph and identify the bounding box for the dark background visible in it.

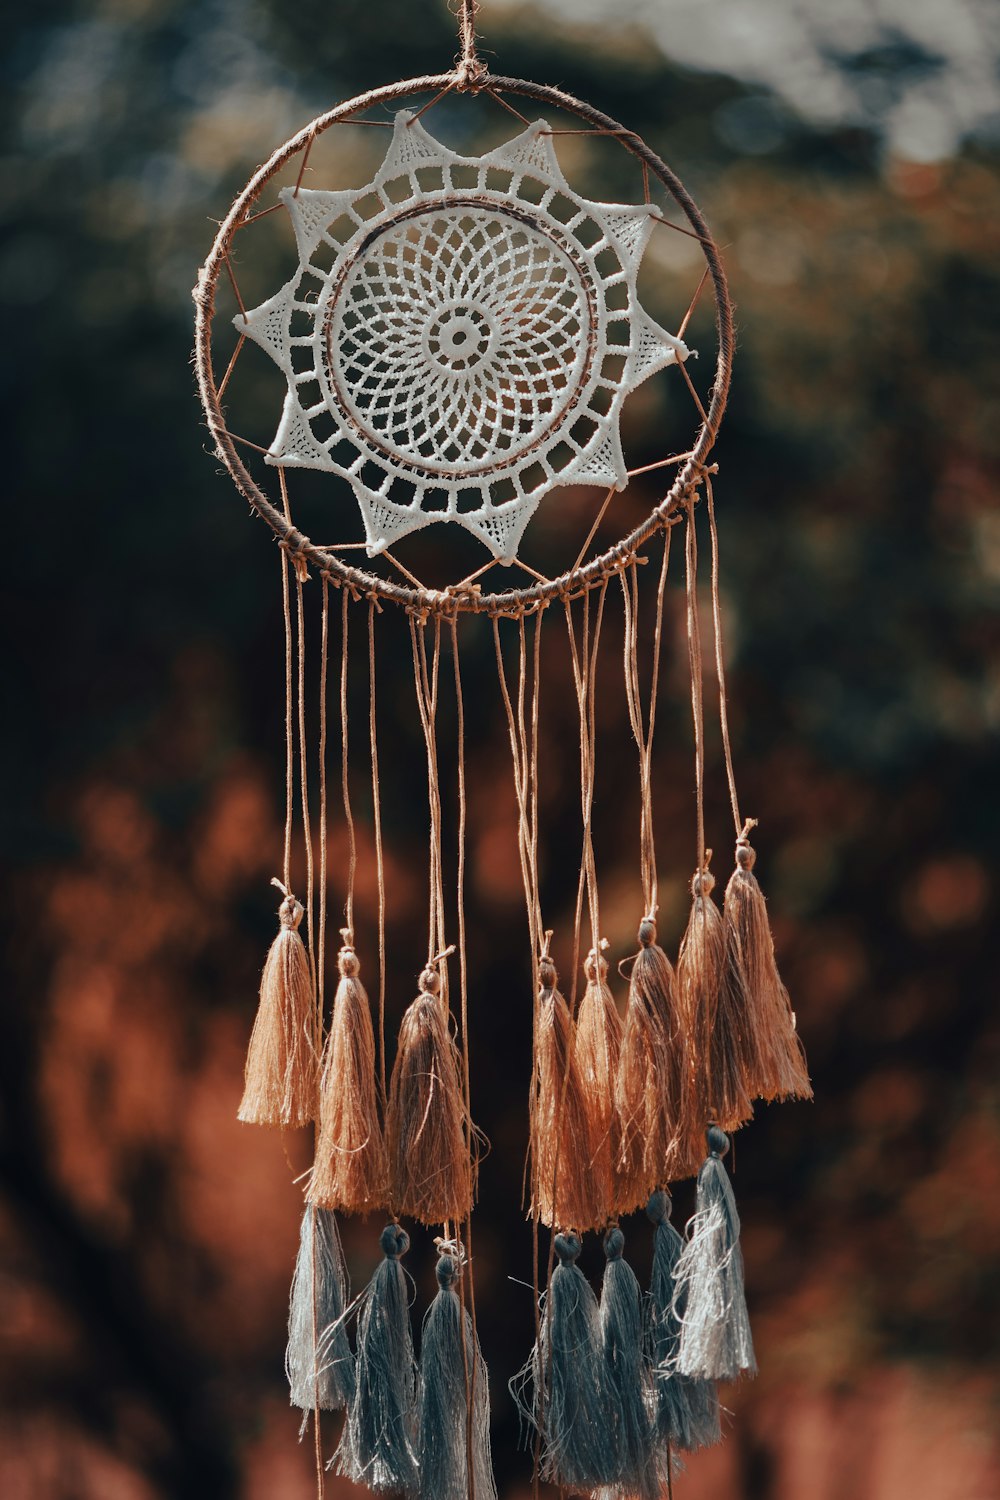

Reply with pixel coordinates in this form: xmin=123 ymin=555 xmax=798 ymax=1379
xmin=2 ymin=2 xmax=999 ymax=1497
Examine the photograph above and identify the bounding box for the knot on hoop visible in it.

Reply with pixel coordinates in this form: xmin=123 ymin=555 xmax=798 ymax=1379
xmin=455 ymin=55 xmax=489 ymax=91
xmin=280 ymin=528 xmax=312 ymax=583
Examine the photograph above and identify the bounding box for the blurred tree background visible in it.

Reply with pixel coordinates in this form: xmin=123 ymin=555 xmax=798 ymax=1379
xmin=2 ymin=1 xmax=999 ymax=1497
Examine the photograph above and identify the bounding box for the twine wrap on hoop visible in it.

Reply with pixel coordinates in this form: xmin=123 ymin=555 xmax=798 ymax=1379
xmin=193 ymin=73 xmax=733 ymax=615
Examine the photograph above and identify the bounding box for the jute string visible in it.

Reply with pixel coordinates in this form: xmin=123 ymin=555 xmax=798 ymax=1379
xmin=409 ymin=616 xmax=449 ymax=985
xmin=491 ymin=610 xmax=550 ymax=1496
xmin=450 ymin=616 xmax=481 ymax=1500
xmin=339 ymin=586 xmax=358 ymax=940
xmin=368 ymin=599 xmax=388 ymax=1113
xmin=455 ymin=0 xmax=487 ymax=88
xmin=684 ymin=500 xmax=707 ymax=875
xmin=280 ymin=470 xmax=324 ymax=1497
xmin=565 ymin=581 xmax=610 ymax=988
xmin=706 ymin=476 xmax=744 ymax=838
xmin=621 ymin=527 xmax=673 ymax=918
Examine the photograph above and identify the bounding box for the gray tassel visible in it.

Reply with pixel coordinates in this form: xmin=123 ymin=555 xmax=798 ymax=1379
xmin=600 ymin=1225 xmax=658 ymax=1499
xmin=286 ymin=1204 xmax=355 ymax=1414
xmin=674 ymin=1128 xmax=757 ymax=1381
xmin=417 ymin=1248 xmax=497 ymax=1500
xmin=511 ymin=1231 xmax=622 ymax=1490
xmin=645 ymin=1191 xmax=720 ymax=1453
xmin=335 ymin=1223 xmax=419 ymax=1495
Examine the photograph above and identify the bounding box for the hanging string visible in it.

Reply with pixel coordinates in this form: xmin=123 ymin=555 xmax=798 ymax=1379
xmin=279 ymin=489 xmax=295 ymax=893
xmin=318 ymin=577 xmax=331 ymax=1055
xmin=280 ymin=482 xmax=324 ymax=1499
xmin=684 ymin=502 xmax=707 ymax=874
xmin=492 ymin=613 xmax=545 ymax=960
xmin=450 ymin=616 xmax=481 ymax=1500
xmin=278 ymin=468 xmax=317 ymax=997
xmin=409 ymin=615 xmax=448 ymax=989
xmin=621 ymin=527 xmax=673 ymax=917
xmin=340 ymin=587 xmax=357 ymax=940
xmin=455 ymin=0 xmax=487 ymax=88
xmin=491 ymin=608 xmax=549 ymax=1500
xmin=369 ymin=598 xmax=388 ymax=1114
xmin=706 ymin=478 xmax=743 ymax=838
xmin=564 ymin=581 xmax=610 ymax=986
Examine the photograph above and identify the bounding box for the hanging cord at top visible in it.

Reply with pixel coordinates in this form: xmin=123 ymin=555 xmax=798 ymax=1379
xmin=454 ymin=0 xmax=489 ymax=89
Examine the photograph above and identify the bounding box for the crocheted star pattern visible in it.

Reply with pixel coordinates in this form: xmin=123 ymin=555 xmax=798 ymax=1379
xmin=238 ymin=111 xmax=691 ymax=562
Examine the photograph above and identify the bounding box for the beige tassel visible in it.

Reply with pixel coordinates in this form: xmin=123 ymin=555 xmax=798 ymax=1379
xmin=615 ymin=918 xmax=671 ymax=1213
xmin=615 ymin=916 xmax=689 ymax=1208
xmin=530 ymin=938 xmax=603 ymax=1231
xmin=308 ymin=933 xmax=388 ymax=1215
xmin=723 ymin=822 xmax=813 ymax=1105
xmin=574 ymin=939 xmax=622 ymax=1216
xmin=677 ymin=858 xmax=752 ymax=1159
xmin=238 ymin=879 xmax=318 ymax=1127
xmin=385 ymin=958 xmax=473 ymax=1226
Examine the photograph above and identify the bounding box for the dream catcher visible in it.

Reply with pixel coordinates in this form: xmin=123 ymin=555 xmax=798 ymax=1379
xmin=194 ymin=3 xmax=811 ymax=1495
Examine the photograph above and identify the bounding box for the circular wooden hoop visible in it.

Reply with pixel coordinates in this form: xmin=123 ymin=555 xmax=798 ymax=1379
xmin=193 ymin=71 xmax=734 ymax=615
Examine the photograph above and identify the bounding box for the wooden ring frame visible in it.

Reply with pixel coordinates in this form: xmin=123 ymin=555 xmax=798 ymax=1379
xmin=193 ymin=71 xmax=734 ymax=616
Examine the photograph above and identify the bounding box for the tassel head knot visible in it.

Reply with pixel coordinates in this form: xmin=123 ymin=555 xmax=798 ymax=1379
xmin=735 ymin=840 xmax=756 ymax=872
xmin=584 ymin=940 xmax=610 ymax=983
xmin=603 ymin=1225 xmax=625 ymax=1261
xmin=538 ymin=955 xmax=558 ymax=993
xmin=419 ymin=966 xmax=441 ymax=995
xmin=338 ymin=943 xmax=361 ymax=978
xmin=646 ymin=1189 xmax=672 ymax=1225
xmin=707 ymin=1125 xmax=730 ymax=1159
xmin=435 ymin=1253 xmax=460 ymax=1289
xmin=278 ymin=893 xmax=304 ymax=930
xmin=553 ymin=1232 xmax=582 ymax=1265
xmin=380 ymin=1223 xmax=410 ymax=1259
xmin=638 ymin=916 xmax=657 ymax=948
xmin=692 ymin=867 xmax=716 ymax=897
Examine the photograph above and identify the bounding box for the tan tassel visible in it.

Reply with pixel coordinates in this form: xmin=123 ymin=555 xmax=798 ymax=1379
xmin=238 ymin=879 xmax=318 ymax=1127
xmin=615 ymin=916 xmax=690 ymax=1208
xmin=385 ymin=957 xmax=473 ymax=1226
xmin=530 ymin=937 xmax=603 ymax=1231
xmin=308 ymin=932 xmax=388 ymax=1214
xmin=574 ymin=939 xmax=622 ymax=1216
xmin=723 ymin=821 xmax=813 ymax=1105
xmin=615 ymin=918 xmax=671 ymax=1212
xmin=677 ymin=857 xmax=752 ymax=1156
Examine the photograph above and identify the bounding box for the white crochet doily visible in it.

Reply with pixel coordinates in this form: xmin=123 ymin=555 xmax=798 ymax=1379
xmin=239 ymin=111 xmax=691 ymax=562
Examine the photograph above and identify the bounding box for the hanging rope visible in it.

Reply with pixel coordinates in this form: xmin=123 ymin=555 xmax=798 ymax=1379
xmin=684 ymin=499 xmax=707 ymax=874
xmin=455 ymin=0 xmax=488 ymax=89
xmin=340 ymin=586 xmax=358 ymax=941
xmin=621 ymin=526 xmax=674 ymax=918
xmin=706 ymin=476 xmax=744 ymax=838
xmin=368 ymin=598 xmax=388 ymax=1113
xmin=564 ymin=581 xmax=610 ymax=994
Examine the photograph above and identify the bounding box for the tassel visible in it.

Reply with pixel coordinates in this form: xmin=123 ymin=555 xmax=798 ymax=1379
xmin=511 ymin=1232 xmax=621 ymax=1491
xmin=723 ymin=822 xmax=813 ymax=1105
xmin=335 ymin=1223 xmax=419 ymax=1495
xmin=674 ymin=1128 xmax=756 ymax=1381
xmin=417 ymin=1245 xmax=497 ymax=1500
xmin=308 ymin=933 xmax=388 ymax=1214
xmin=600 ymin=1225 xmax=657 ymax=1498
xmin=286 ymin=1204 xmax=355 ymax=1415
xmin=238 ymin=879 xmax=318 ymax=1127
xmin=529 ymin=939 xmax=603 ymax=1231
xmin=385 ymin=960 xmax=473 ymax=1226
xmin=574 ymin=940 xmax=622 ymax=1215
xmin=616 ymin=916 xmax=687 ymax=1211
xmin=677 ymin=857 xmax=752 ymax=1150
xmin=645 ymin=1191 xmax=720 ymax=1455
